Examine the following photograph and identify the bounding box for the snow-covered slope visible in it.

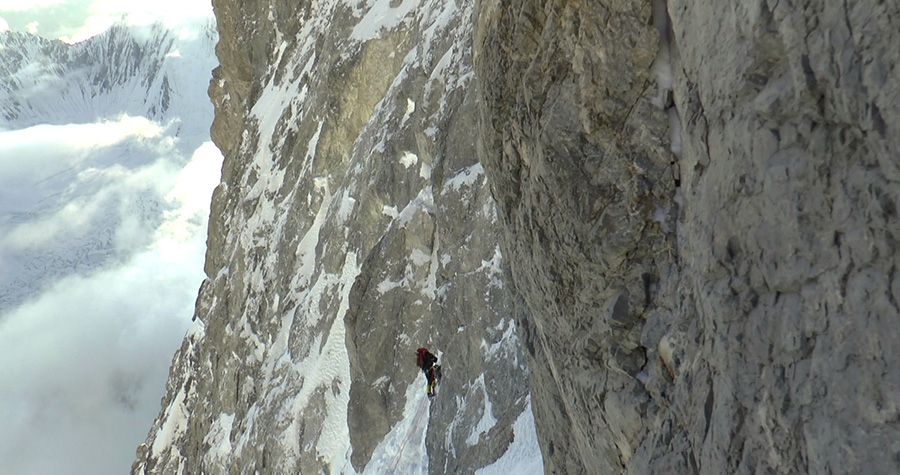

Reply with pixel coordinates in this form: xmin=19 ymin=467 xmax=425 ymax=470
xmin=0 ymin=19 xmax=216 ymax=134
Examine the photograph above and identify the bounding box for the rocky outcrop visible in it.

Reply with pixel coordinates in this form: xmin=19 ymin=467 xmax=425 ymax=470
xmin=474 ymin=0 xmax=900 ymax=473
xmin=136 ymin=0 xmax=899 ymax=472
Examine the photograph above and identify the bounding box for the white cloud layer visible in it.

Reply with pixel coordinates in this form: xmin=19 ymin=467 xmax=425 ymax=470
xmin=0 ymin=0 xmax=213 ymax=43
xmin=0 ymin=117 xmax=176 ymax=274
xmin=0 ymin=0 xmax=65 ymax=11
xmin=64 ymin=0 xmax=214 ymax=43
xmin=0 ymin=243 xmax=204 ymax=474
xmin=0 ymin=115 xmax=222 ymax=474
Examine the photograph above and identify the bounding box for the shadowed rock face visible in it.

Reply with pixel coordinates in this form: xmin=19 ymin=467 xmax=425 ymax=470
xmin=475 ymin=0 xmax=900 ymax=473
xmin=474 ymin=1 xmax=677 ymax=472
xmin=135 ymin=0 xmax=899 ymax=472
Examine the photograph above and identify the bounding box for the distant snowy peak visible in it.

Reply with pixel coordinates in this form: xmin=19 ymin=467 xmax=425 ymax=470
xmin=0 ymin=19 xmax=218 ymax=130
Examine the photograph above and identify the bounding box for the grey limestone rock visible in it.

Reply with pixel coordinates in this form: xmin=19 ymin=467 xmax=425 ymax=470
xmin=475 ymin=0 xmax=900 ymax=473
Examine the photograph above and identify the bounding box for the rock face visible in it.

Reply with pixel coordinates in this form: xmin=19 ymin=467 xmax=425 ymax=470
xmin=136 ymin=0 xmax=900 ymax=473
xmin=475 ymin=0 xmax=900 ymax=473
xmin=474 ymin=1 xmax=677 ymax=472
xmin=133 ymin=0 xmax=536 ymax=473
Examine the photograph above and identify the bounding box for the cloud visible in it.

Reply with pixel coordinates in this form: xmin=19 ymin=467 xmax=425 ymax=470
xmin=1 ymin=123 xmax=163 ymax=179
xmin=0 ymin=236 xmax=206 ymax=475
xmin=0 ymin=0 xmax=213 ymax=43
xmin=63 ymin=0 xmax=214 ymax=43
xmin=99 ymin=0 xmax=213 ymax=24
xmin=0 ymin=0 xmax=64 ymax=11
xmin=0 ymin=116 xmax=218 ymax=307
xmin=0 ymin=16 xmax=9 ymax=32
xmin=0 ymin=115 xmax=222 ymax=474
xmin=156 ymin=141 xmax=223 ymax=246
xmin=0 ymin=117 xmax=171 ymax=256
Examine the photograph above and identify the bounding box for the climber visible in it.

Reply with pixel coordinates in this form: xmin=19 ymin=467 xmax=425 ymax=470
xmin=416 ymin=347 xmax=441 ymax=397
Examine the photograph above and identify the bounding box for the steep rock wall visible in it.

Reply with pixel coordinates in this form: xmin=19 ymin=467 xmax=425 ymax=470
xmin=474 ymin=0 xmax=900 ymax=473
xmin=660 ymin=2 xmax=900 ymax=472
xmin=475 ymin=1 xmax=677 ymax=472
xmin=134 ymin=0 xmax=535 ymax=473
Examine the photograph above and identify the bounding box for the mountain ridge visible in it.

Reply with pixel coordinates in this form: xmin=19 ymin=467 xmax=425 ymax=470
xmin=0 ymin=19 xmax=216 ymax=134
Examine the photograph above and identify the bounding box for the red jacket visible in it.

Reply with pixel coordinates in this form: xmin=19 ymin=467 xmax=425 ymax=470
xmin=416 ymin=348 xmax=437 ymax=371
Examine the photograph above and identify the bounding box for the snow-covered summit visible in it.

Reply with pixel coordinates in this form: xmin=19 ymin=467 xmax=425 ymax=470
xmin=0 ymin=18 xmax=216 ymax=135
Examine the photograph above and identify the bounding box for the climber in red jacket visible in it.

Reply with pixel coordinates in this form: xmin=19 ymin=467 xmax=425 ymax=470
xmin=416 ymin=347 xmax=441 ymax=397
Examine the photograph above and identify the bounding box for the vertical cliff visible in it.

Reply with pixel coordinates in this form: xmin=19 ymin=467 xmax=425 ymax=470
xmin=136 ymin=0 xmax=900 ymax=473
xmin=658 ymin=2 xmax=900 ymax=472
xmin=474 ymin=0 xmax=676 ymax=472
xmin=474 ymin=0 xmax=900 ymax=473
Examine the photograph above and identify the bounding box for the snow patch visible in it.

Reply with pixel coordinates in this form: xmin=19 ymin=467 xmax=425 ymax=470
xmin=400 ymin=151 xmax=419 ymax=168
xmin=668 ymin=107 xmax=682 ymax=158
xmin=283 ymin=252 xmax=361 ymax=469
xmin=419 ymin=161 xmax=432 ymax=179
xmin=444 ymin=162 xmax=484 ymax=191
xmin=409 ymin=248 xmax=431 ymax=267
xmin=474 ymin=398 xmax=543 ymax=475
xmin=482 ymin=318 xmax=519 ymax=364
xmin=335 ymin=189 xmax=357 ymax=224
xmin=377 ymin=278 xmax=405 ymax=294
xmin=203 ymin=412 xmax=235 ymax=460
xmin=402 ymin=98 xmax=416 ymax=123
xmin=476 ymin=245 xmax=503 ymax=288
xmin=396 ymin=186 xmax=434 ymax=228
xmin=150 ymin=383 xmax=190 ymax=458
xmin=649 ymin=0 xmax=673 ymax=109
xmin=383 ymin=204 xmax=400 ymax=218
xmin=294 ymin=181 xmax=332 ymax=290
xmin=466 ymin=375 xmax=497 ymax=446
xmin=351 ymin=0 xmax=420 ymax=40
xmin=306 ymin=120 xmax=325 ymax=162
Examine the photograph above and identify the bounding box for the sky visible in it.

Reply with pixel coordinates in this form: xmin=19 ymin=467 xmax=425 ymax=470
xmin=0 ymin=1 xmax=220 ymax=474
xmin=0 ymin=0 xmax=214 ymax=43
